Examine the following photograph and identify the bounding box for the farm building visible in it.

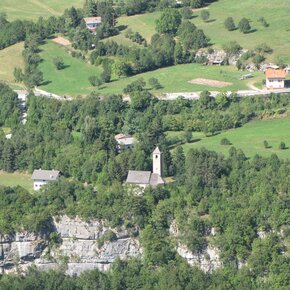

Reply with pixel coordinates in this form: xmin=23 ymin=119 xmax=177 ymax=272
xmin=115 ymin=133 xmax=136 ymax=150
xmin=265 ymin=68 xmax=286 ymax=89
xmin=126 ymin=147 xmax=164 ymax=188
xmin=32 ymin=169 xmax=60 ymax=191
xmin=83 ymin=17 xmax=102 ymax=32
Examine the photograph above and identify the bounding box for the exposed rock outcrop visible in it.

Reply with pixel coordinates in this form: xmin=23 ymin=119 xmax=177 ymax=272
xmin=0 ymin=216 xmax=142 ymax=276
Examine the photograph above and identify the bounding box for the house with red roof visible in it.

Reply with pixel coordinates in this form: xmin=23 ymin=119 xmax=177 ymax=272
xmin=265 ymin=68 xmax=287 ymax=89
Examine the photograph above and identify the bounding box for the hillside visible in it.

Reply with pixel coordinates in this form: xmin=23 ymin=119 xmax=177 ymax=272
xmin=0 ymin=0 xmax=84 ymax=20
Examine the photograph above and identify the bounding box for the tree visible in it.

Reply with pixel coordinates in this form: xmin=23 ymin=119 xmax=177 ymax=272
xmin=224 ymin=17 xmax=235 ymax=31
xmin=181 ymin=6 xmax=193 ymax=19
xmin=148 ymin=77 xmax=161 ymax=89
xmin=101 ymin=64 xmax=112 ymax=83
xmin=13 ymin=67 xmax=23 ymax=83
xmin=156 ymin=9 xmax=182 ymax=34
xmin=238 ymin=18 xmax=251 ymax=33
xmin=53 ymin=57 xmax=65 ymax=70
xmin=221 ymin=138 xmax=231 ymax=145
xmin=279 ymin=142 xmax=286 ymax=150
xmin=263 ymin=140 xmax=269 ymax=149
xmin=200 ymin=10 xmax=210 ymax=22
xmin=222 ymin=41 xmax=242 ymax=56
xmin=89 ymin=76 xmax=102 ymax=88
xmin=113 ymin=60 xmax=132 ymax=78
xmin=184 ymin=129 xmax=192 ymax=143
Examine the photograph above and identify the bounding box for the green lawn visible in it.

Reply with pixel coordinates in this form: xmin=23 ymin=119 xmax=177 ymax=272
xmin=110 ymin=0 xmax=290 ymax=63
xmin=0 ymin=171 xmax=33 ymax=192
xmin=0 ymin=42 xmax=24 ymax=85
xmin=39 ymin=41 xmax=103 ymax=96
xmin=0 ymin=0 xmax=84 ymax=21
xmin=39 ymin=41 xmax=263 ymax=96
xmin=168 ymin=118 xmax=290 ymax=160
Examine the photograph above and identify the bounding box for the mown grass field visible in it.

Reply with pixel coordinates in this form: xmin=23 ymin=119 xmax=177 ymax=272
xmin=167 ymin=118 xmax=290 ymax=159
xmin=0 ymin=171 xmax=33 ymax=192
xmin=0 ymin=42 xmax=24 ymax=85
xmin=0 ymin=0 xmax=84 ymax=21
xmin=113 ymin=0 xmax=290 ymax=63
xmin=39 ymin=40 xmax=263 ymax=96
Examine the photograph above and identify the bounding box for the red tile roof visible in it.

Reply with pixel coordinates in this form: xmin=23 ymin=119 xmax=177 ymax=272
xmin=266 ymin=69 xmax=286 ymax=79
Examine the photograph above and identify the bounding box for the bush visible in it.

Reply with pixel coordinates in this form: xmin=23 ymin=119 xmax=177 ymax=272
xmin=181 ymin=7 xmax=193 ymax=19
xmin=222 ymin=41 xmax=242 ymax=56
xmin=279 ymin=142 xmax=286 ymax=150
xmin=258 ymin=17 xmax=269 ymax=27
xmin=148 ymin=77 xmax=161 ymax=89
xmin=220 ymin=138 xmax=231 ymax=145
xmin=263 ymin=140 xmax=269 ymax=149
xmin=53 ymin=57 xmax=65 ymax=70
xmin=88 ymin=76 xmax=102 ymax=87
xmin=238 ymin=18 xmax=251 ymax=33
xmin=200 ymin=10 xmax=210 ymax=22
xmin=224 ymin=17 xmax=235 ymax=31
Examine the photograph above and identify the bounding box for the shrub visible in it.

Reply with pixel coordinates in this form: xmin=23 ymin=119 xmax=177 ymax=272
xmin=238 ymin=18 xmax=251 ymax=33
xmin=279 ymin=142 xmax=286 ymax=150
xmin=222 ymin=41 xmax=242 ymax=56
xmin=148 ymin=77 xmax=161 ymax=89
xmin=220 ymin=138 xmax=231 ymax=145
xmin=200 ymin=10 xmax=210 ymax=22
xmin=53 ymin=57 xmax=65 ymax=70
xmin=181 ymin=7 xmax=193 ymax=20
xmin=263 ymin=140 xmax=269 ymax=149
xmin=224 ymin=17 xmax=235 ymax=31
xmin=258 ymin=17 xmax=269 ymax=27
xmin=88 ymin=76 xmax=102 ymax=87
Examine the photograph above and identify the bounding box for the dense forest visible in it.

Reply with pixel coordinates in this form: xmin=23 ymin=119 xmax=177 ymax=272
xmin=0 ymin=0 xmax=289 ymax=288
xmin=0 ymin=82 xmax=290 ymax=288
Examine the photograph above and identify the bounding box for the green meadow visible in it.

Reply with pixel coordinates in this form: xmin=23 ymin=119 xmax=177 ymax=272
xmin=0 ymin=0 xmax=84 ymax=21
xmin=39 ymin=41 xmax=263 ymax=96
xmin=0 ymin=171 xmax=33 ymax=192
xmin=168 ymin=118 xmax=290 ymax=160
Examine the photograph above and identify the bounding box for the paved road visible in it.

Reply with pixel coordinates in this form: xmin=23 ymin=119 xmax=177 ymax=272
xmin=160 ymin=88 xmax=290 ymax=100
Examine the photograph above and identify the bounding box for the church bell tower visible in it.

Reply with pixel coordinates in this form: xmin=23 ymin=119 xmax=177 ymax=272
xmin=152 ymin=146 xmax=162 ymax=176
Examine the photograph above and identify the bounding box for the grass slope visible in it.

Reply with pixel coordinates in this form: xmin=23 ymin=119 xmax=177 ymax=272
xmin=0 ymin=0 xmax=84 ymax=21
xmin=39 ymin=41 xmax=262 ymax=96
xmin=0 ymin=42 xmax=24 ymax=84
xmin=0 ymin=171 xmax=33 ymax=192
xmin=112 ymin=0 xmax=290 ymax=62
xmin=39 ymin=41 xmax=102 ymax=96
xmin=168 ymin=118 xmax=290 ymax=159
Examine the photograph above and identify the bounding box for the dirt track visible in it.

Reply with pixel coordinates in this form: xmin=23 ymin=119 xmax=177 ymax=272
xmin=188 ymin=78 xmax=232 ymax=88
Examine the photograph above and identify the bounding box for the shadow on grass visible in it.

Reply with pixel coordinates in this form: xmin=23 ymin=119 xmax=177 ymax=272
xmin=41 ymin=80 xmax=52 ymax=86
xmin=116 ymin=25 xmax=128 ymax=32
xmin=206 ymin=19 xmax=216 ymax=23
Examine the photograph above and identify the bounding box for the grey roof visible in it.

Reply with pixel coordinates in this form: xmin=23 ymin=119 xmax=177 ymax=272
xmin=153 ymin=146 xmax=161 ymax=154
xmin=117 ymin=137 xmax=135 ymax=146
xmin=126 ymin=170 xmax=164 ymax=187
xmin=32 ymin=169 xmax=60 ymax=181
xmin=149 ymin=173 xmax=165 ymax=186
xmin=126 ymin=170 xmax=151 ymax=184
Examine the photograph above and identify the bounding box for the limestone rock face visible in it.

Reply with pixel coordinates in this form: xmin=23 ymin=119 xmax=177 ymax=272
xmin=0 ymin=216 xmax=142 ymax=276
xmin=176 ymin=243 xmax=222 ymax=273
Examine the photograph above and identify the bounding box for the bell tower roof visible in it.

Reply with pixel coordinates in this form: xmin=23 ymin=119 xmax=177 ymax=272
xmin=153 ymin=146 xmax=161 ymax=154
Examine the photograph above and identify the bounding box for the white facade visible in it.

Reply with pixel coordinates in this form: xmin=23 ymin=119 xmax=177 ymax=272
xmin=153 ymin=147 xmax=162 ymax=176
xmin=33 ymin=180 xmax=51 ymax=191
xmin=266 ymin=78 xmax=285 ymax=89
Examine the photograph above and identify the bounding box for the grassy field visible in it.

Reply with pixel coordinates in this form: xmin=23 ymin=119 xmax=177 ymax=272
xmin=167 ymin=118 xmax=290 ymax=159
xmin=0 ymin=171 xmax=33 ymax=192
xmin=111 ymin=0 xmax=290 ymax=63
xmin=0 ymin=42 xmax=24 ymax=85
xmin=0 ymin=0 xmax=84 ymax=21
xmin=39 ymin=41 xmax=103 ymax=96
xmin=39 ymin=40 xmax=263 ymax=96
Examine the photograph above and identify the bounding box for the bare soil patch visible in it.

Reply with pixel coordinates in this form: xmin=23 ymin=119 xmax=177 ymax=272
xmin=188 ymin=78 xmax=232 ymax=88
xmin=52 ymin=37 xmax=71 ymax=46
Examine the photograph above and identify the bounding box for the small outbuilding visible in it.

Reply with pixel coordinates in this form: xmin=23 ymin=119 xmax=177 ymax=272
xmin=83 ymin=17 xmax=102 ymax=33
xmin=115 ymin=134 xmax=136 ymax=150
xmin=265 ymin=68 xmax=286 ymax=89
xmin=32 ymin=169 xmax=60 ymax=191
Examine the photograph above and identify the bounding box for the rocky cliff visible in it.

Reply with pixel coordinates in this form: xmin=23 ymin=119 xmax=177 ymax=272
xmin=0 ymin=216 xmax=142 ymax=276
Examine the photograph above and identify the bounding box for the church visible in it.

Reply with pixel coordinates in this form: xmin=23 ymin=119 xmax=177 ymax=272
xmin=126 ymin=147 xmax=165 ymax=188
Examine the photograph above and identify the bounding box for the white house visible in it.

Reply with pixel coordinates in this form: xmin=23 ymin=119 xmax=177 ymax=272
xmin=126 ymin=147 xmax=164 ymax=188
xmin=265 ymin=68 xmax=286 ymax=89
xmin=83 ymin=17 xmax=102 ymax=33
xmin=32 ymin=169 xmax=60 ymax=191
xmin=115 ymin=133 xmax=136 ymax=150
